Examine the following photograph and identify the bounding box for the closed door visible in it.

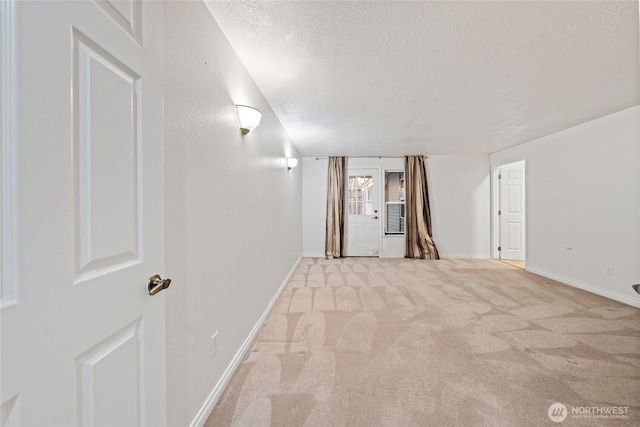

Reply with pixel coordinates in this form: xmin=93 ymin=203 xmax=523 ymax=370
xmin=1 ymin=1 xmax=166 ymax=426
xmin=499 ymin=161 xmax=526 ymax=261
xmin=347 ymin=169 xmax=380 ymax=256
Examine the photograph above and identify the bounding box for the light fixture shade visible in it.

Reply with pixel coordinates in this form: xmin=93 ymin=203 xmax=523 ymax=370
xmin=235 ymin=105 xmax=262 ymax=135
xmin=286 ymin=157 xmax=298 ymax=170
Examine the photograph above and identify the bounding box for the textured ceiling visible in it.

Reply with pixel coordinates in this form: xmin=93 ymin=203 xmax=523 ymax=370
xmin=205 ymin=1 xmax=639 ymax=157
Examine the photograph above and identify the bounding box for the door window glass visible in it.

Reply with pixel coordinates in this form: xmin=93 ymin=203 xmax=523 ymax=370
xmin=348 ymin=175 xmax=373 ymax=215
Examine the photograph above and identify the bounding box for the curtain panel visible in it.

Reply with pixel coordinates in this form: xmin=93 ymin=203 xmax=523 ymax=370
xmin=404 ymin=156 xmax=440 ymax=259
xmin=325 ymin=157 xmax=348 ymax=259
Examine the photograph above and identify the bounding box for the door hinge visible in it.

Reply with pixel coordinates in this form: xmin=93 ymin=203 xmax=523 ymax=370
xmin=498 ymin=174 xmax=501 ymax=179
xmin=498 ymin=210 xmax=501 ymax=215
xmin=498 ymin=246 xmax=502 ymax=251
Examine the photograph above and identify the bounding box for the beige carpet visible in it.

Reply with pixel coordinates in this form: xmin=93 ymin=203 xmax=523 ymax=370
xmin=206 ymin=258 xmax=640 ymax=426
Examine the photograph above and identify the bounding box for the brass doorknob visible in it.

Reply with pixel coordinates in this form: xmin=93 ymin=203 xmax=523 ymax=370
xmin=148 ymin=274 xmax=171 ymax=295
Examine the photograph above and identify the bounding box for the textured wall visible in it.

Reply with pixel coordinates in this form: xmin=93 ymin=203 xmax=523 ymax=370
xmin=164 ymin=2 xmax=302 ymax=425
xmin=491 ymin=106 xmax=640 ymax=306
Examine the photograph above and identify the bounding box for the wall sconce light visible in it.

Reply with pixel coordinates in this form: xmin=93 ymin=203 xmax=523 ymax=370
xmin=286 ymin=157 xmax=298 ymax=170
xmin=235 ymin=105 xmax=262 ymax=135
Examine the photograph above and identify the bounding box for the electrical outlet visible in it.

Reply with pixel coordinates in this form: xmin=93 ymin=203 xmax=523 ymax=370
xmin=211 ymin=331 xmax=218 ymax=356
xmin=606 ymin=265 xmax=613 ymax=276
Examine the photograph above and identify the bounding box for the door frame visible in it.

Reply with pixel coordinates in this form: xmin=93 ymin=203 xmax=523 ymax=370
xmin=490 ymin=156 xmax=528 ymax=263
xmin=1 ymin=0 xmax=19 ymax=308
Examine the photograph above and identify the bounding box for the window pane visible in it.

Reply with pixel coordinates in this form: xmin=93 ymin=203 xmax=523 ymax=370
xmin=386 ymin=203 xmax=405 ymax=233
xmin=364 ymin=202 xmax=373 ymax=215
xmin=385 ymin=171 xmax=405 ymax=234
xmin=385 ymin=171 xmax=404 ymax=202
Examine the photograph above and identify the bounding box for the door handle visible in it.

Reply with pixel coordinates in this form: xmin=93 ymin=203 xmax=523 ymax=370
xmin=148 ymin=274 xmax=171 ymax=296
xmin=373 ymin=216 xmax=378 ymax=219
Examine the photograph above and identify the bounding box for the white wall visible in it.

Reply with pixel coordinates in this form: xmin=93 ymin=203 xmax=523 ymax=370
xmin=302 ymin=156 xmax=491 ymax=258
xmin=164 ymin=2 xmax=302 ymax=425
xmin=302 ymin=157 xmax=327 ymax=257
xmin=429 ymin=156 xmax=491 ymax=258
xmin=491 ymin=106 xmax=640 ymax=307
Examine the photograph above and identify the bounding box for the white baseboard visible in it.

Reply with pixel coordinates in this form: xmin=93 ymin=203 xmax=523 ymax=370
xmin=303 ymin=253 xmax=492 ymax=259
xmin=302 ymin=252 xmax=324 ymax=258
xmin=527 ymin=266 xmax=640 ymax=308
xmin=439 ymin=253 xmax=490 ymax=259
xmin=189 ymin=255 xmax=302 ymax=427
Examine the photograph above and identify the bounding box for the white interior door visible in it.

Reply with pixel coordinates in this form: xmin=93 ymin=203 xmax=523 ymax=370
xmin=1 ymin=1 xmax=166 ymax=426
xmin=499 ymin=160 xmax=526 ymax=261
xmin=347 ymin=169 xmax=380 ymax=257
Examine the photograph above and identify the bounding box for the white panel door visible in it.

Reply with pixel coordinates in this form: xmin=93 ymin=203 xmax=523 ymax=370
xmin=499 ymin=161 xmax=526 ymax=261
xmin=347 ymin=169 xmax=380 ymax=257
xmin=1 ymin=1 xmax=166 ymax=426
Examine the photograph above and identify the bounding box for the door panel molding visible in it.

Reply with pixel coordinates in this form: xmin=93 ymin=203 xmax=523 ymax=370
xmin=72 ymin=29 xmax=142 ymax=283
xmin=94 ymin=0 xmax=143 ymax=46
xmin=76 ymin=318 xmax=144 ymax=426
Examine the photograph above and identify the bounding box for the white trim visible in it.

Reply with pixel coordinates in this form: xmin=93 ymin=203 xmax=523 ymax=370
xmin=302 ymin=253 xmax=492 ymax=259
xmin=490 ymin=164 xmax=500 ymax=260
xmin=303 ymin=252 xmax=325 ymax=258
xmin=188 ymin=256 xmax=302 ymax=427
xmin=439 ymin=253 xmax=491 ymax=259
xmin=527 ymin=266 xmax=640 ymax=308
xmin=1 ymin=0 xmax=19 ymax=308
xmin=382 ymin=168 xmax=405 ymax=238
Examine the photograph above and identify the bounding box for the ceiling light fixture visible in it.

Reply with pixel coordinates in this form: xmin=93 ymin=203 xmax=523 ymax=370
xmin=235 ymin=105 xmax=262 ymax=135
xmin=286 ymin=157 xmax=298 ymax=170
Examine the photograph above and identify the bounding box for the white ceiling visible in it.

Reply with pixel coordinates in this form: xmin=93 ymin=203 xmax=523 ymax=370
xmin=205 ymin=0 xmax=639 ymax=157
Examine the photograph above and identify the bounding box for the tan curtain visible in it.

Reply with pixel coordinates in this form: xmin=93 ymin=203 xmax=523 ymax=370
xmin=405 ymin=156 xmax=439 ymax=259
xmin=325 ymin=157 xmax=348 ymax=259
